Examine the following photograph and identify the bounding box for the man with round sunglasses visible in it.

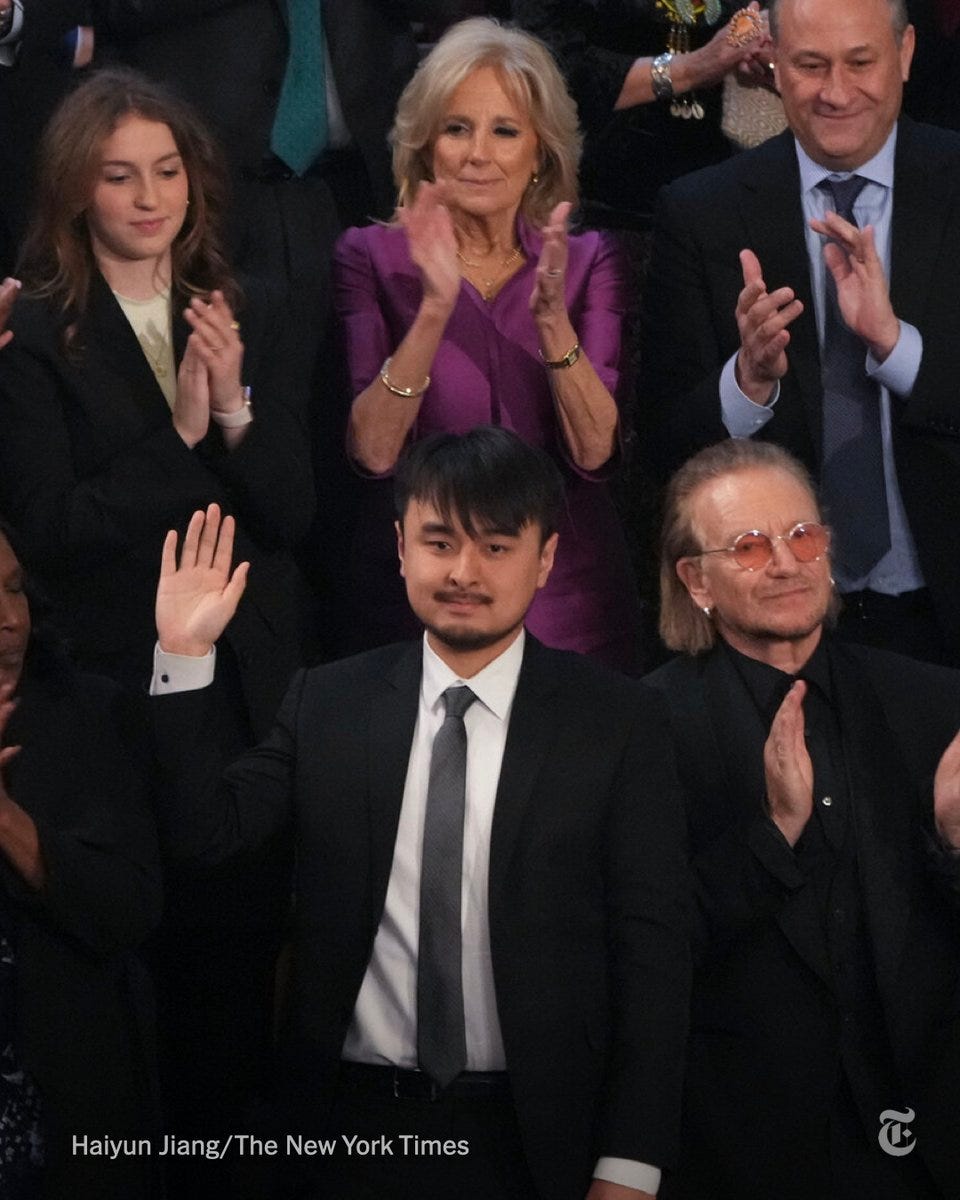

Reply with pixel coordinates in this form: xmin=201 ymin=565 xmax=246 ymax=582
xmin=646 ymin=439 xmax=960 ymax=1200
xmin=698 ymin=519 xmax=830 ymax=573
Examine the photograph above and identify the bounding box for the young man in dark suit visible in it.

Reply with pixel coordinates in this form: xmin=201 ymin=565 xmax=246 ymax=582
xmin=150 ymin=426 xmax=690 ymax=1200
xmin=640 ymin=0 xmax=960 ymax=665
xmin=646 ymin=438 xmax=960 ymax=1200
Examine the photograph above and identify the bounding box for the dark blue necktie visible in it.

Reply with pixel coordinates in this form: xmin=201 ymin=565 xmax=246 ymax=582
xmin=817 ymin=175 xmax=890 ymax=580
xmin=417 ymin=685 xmax=476 ymax=1089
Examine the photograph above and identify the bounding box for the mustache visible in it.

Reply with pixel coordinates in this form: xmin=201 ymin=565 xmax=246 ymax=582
xmin=433 ymin=590 xmax=492 ymax=606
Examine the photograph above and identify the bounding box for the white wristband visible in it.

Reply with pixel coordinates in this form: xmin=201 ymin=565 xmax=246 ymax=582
xmin=211 ymin=386 xmax=253 ymax=428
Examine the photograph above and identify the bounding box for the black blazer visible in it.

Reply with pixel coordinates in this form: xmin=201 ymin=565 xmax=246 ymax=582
xmin=645 ymin=640 xmax=960 ymax=1199
xmin=0 ymin=275 xmax=313 ymax=735
xmin=93 ymin=0 xmax=447 ymax=217
xmin=4 ymin=654 xmax=162 ymax=1199
xmin=639 ymin=118 xmax=960 ymax=658
xmin=152 ymin=634 xmax=691 ymax=1197
xmin=0 ymin=2 xmax=92 ymax=272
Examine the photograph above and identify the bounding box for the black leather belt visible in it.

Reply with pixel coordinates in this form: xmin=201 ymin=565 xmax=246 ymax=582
xmin=337 ymin=1062 xmax=511 ymax=1103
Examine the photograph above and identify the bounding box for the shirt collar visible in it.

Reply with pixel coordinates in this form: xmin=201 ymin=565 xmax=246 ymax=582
xmin=795 ymin=124 xmax=897 ymax=195
xmin=420 ymin=629 xmax=525 ymax=723
xmin=720 ymin=634 xmax=834 ymax=721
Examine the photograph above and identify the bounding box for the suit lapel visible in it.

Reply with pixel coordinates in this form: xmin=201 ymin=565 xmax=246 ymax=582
xmin=673 ymin=654 xmax=741 ymax=831
xmin=739 ymin=134 xmax=825 ymax=455
xmin=488 ymin=637 xmax=560 ymax=919
xmin=830 ymin=645 xmax=914 ymax=998
xmin=84 ymin=272 xmax=176 ymax=425
xmin=890 ymin=117 xmax=955 ymax=331
xmin=365 ymin=644 xmax=422 ymax=922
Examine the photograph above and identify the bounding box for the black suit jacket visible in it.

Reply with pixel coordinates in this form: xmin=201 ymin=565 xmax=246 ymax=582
xmin=94 ymin=0 xmax=444 ymax=217
xmin=0 ymin=276 xmax=313 ymax=735
xmin=639 ymin=119 xmax=960 ymax=658
xmin=5 ymin=653 xmax=162 ymax=1199
xmin=0 ymin=2 xmax=92 ymax=271
xmin=645 ymin=640 xmax=960 ymax=1199
xmin=152 ymin=635 xmax=691 ymax=1197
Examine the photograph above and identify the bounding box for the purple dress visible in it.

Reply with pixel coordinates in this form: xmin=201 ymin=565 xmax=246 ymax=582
xmin=334 ymin=216 xmax=642 ymax=671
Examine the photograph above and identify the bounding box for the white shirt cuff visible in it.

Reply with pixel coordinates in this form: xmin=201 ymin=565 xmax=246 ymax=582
xmin=720 ymin=352 xmax=779 ymax=437
xmin=150 ymin=642 xmax=216 ymax=695
xmin=866 ymin=320 xmax=921 ymax=398
xmin=594 ymin=1156 xmax=661 ymax=1195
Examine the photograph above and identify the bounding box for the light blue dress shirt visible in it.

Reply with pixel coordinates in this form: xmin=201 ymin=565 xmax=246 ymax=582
xmin=720 ymin=127 xmax=925 ymax=596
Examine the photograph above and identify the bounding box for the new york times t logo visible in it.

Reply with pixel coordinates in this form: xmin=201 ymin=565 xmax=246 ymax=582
xmin=878 ymin=1107 xmax=916 ymax=1157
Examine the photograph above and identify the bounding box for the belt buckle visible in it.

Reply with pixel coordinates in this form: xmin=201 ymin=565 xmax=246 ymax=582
xmin=392 ymin=1069 xmax=440 ymax=1102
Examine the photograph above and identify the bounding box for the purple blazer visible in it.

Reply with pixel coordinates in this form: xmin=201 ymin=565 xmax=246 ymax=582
xmin=334 ymin=216 xmax=642 ymax=671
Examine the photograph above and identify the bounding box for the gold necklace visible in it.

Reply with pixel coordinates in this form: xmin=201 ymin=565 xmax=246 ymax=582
xmin=456 ymin=245 xmax=523 ymax=301
xmin=139 ymin=323 xmax=171 ymax=378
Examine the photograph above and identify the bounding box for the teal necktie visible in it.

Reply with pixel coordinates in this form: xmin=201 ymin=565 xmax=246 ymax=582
xmin=270 ymin=0 xmax=329 ymax=176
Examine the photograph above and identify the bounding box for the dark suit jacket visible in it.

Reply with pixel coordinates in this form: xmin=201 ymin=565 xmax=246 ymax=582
xmin=0 ymin=275 xmax=313 ymax=736
xmin=645 ymin=639 xmax=960 ymax=1199
xmin=152 ymin=634 xmax=691 ymax=1198
xmin=4 ymin=650 xmax=162 ymax=1199
xmin=0 ymin=2 xmax=91 ymax=272
xmin=93 ymin=0 xmax=443 ymax=217
xmin=639 ymin=118 xmax=960 ymax=659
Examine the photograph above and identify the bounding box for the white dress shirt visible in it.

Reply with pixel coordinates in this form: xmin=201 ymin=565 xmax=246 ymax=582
xmin=341 ymin=631 xmax=521 ymax=1069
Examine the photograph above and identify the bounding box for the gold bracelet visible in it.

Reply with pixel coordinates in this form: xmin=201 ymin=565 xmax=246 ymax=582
xmin=379 ymin=356 xmax=430 ymax=398
xmin=539 ymin=342 xmax=581 ymax=370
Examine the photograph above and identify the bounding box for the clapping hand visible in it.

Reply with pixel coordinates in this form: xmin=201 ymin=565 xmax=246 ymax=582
xmin=735 ymin=249 xmax=804 ymax=404
xmin=809 ymin=211 xmax=900 ymax=362
xmin=174 ymin=291 xmax=246 ymax=446
xmin=934 ymin=727 xmax=960 ymax=851
xmin=398 ymin=181 xmax=460 ymax=316
xmin=183 ymin=290 xmax=246 ymax=414
xmin=0 ymin=277 xmax=20 ymax=352
xmin=763 ymin=680 xmax=814 ymax=846
xmin=530 ymin=201 xmax=571 ymax=323
xmin=0 ymin=684 xmax=21 ymax=797
xmin=155 ymin=504 xmax=249 ymax=657
xmin=0 ymin=683 xmax=44 ymax=890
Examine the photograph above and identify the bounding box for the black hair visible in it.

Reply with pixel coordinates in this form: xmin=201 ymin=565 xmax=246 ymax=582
xmin=394 ymin=426 xmax=565 ymax=544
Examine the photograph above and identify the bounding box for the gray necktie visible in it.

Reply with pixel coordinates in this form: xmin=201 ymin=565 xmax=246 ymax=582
xmin=417 ymin=685 xmax=476 ymax=1089
xmin=818 ymin=175 xmax=890 ymax=579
